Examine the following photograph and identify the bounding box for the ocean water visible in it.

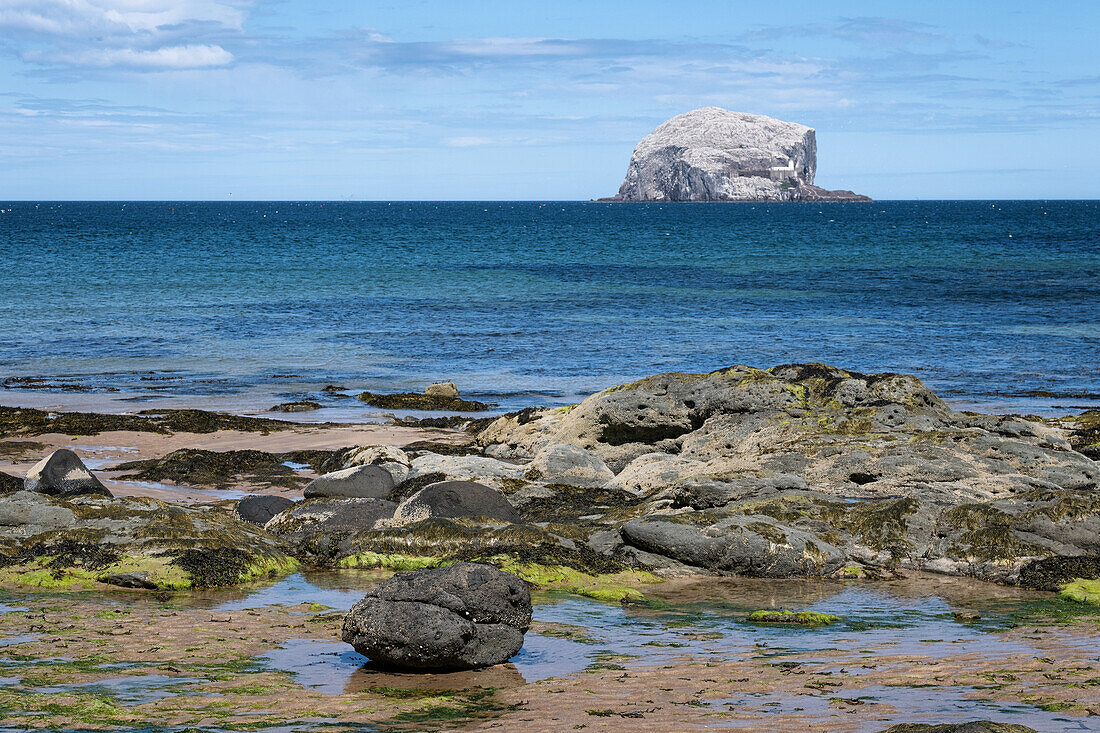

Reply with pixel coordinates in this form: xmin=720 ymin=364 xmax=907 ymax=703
xmin=0 ymin=200 xmax=1097 ymax=416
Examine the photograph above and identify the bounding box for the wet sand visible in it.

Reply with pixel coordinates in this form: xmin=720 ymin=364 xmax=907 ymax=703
xmin=1 ymin=571 xmax=1098 ymax=731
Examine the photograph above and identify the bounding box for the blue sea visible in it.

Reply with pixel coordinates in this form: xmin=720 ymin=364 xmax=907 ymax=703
xmin=0 ymin=200 xmax=1097 ymax=417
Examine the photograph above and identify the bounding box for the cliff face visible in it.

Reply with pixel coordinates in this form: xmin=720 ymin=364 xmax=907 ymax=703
xmin=604 ymin=107 xmax=869 ymax=202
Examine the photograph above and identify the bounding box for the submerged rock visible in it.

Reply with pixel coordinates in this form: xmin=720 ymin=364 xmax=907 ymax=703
xmin=236 ymin=495 xmax=295 ymax=525
xmin=879 ymin=724 xmax=1037 ymax=733
xmin=24 ymin=449 xmax=112 ymax=498
xmin=341 ymin=562 xmax=532 ymax=670
xmin=304 ymin=465 xmax=395 ymax=499
xmin=393 ymin=481 xmax=521 ymax=524
xmin=270 ymin=400 xmax=322 ymax=413
xmin=603 ymin=108 xmax=870 ymax=202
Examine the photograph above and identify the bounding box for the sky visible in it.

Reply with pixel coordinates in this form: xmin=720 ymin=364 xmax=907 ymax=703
xmin=0 ymin=1 xmax=1097 ymax=200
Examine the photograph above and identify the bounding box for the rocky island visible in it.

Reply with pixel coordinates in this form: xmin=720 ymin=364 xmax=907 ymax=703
xmin=602 ymin=107 xmax=871 ymax=202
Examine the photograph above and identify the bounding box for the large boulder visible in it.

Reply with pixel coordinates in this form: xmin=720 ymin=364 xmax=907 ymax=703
xmin=264 ymin=497 xmax=396 ymax=535
xmin=24 ymin=449 xmax=112 ymax=498
xmin=236 ymin=495 xmax=295 ymax=525
xmin=604 ymin=108 xmax=869 ymax=202
xmin=341 ymin=562 xmax=532 ymax=670
xmin=393 ymin=481 xmax=520 ymax=524
xmin=303 ymin=465 xmax=394 ymax=499
xmin=477 ymin=363 xmax=1100 ymax=585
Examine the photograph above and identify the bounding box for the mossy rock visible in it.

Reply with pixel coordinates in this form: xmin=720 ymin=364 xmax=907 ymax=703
xmin=747 ymin=610 xmax=841 ymax=626
xmin=114 ymin=448 xmax=339 ymax=489
xmin=1018 ymin=555 xmax=1100 ymax=591
xmin=0 ymin=405 xmax=295 ymax=438
xmin=270 ymin=400 xmax=323 ymax=412
xmin=359 ymin=391 xmax=490 ymax=412
xmin=0 ymin=493 xmax=298 ymax=590
xmin=1059 ymin=579 xmax=1100 ymax=605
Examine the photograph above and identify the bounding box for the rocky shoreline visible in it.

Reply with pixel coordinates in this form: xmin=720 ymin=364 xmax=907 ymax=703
xmin=1 ymin=363 xmax=1099 ymax=730
xmin=1 ymin=362 xmax=1098 ymax=604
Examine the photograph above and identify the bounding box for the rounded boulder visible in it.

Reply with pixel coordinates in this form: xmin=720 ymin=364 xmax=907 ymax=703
xmin=304 ymin=464 xmax=395 ymax=500
xmin=393 ymin=480 xmax=520 ymax=524
xmin=341 ymin=562 xmax=532 ymax=670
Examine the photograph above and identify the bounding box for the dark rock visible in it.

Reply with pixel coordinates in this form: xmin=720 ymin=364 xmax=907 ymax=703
xmin=104 ymin=571 xmax=158 ymax=589
xmin=879 ymin=723 xmax=1037 ymax=733
xmin=304 ymin=465 xmax=394 ymax=500
xmin=270 ymin=400 xmax=322 ymax=413
xmin=0 ymin=470 xmax=22 ymax=494
xmin=24 ymin=449 xmax=112 ymax=498
xmin=341 ymin=562 xmax=532 ymax=670
xmin=0 ymin=405 xmax=293 ymax=438
xmin=358 ymin=391 xmax=490 ymax=412
xmin=114 ymin=448 xmax=337 ymax=490
xmin=236 ymin=495 xmax=296 ymax=525
xmin=265 ymin=497 xmax=396 ymax=535
xmin=393 ymin=480 xmax=520 ymax=524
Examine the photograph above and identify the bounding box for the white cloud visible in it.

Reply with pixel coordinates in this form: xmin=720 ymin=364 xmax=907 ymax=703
xmin=0 ymin=0 xmax=245 ymax=72
xmin=0 ymin=0 xmax=246 ymax=35
xmin=25 ymin=43 xmax=234 ymax=69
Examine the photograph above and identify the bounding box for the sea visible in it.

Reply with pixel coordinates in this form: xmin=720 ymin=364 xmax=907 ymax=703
xmin=0 ymin=200 xmax=1097 ymax=418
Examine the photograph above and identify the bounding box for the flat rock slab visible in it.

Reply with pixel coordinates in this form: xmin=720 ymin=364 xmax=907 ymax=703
xmin=341 ymin=562 xmax=532 ymax=670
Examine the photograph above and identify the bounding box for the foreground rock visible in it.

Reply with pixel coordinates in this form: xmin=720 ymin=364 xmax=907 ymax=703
xmin=881 ymin=724 xmax=1036 ymax=733
xmin=0 ymin=491 xmax=295 ymax=589
xmin=24 ymin=449 xmax=112 ymax=498
xmin=341 ymin=562 xmax=532 ymax=670
xmin=478 ymin=363 xmax=1100 ymax=587
xmin=303 ymin=465 xmax=394 ymax=499
xmin=603 ymin=108 xmax=870 ymax=202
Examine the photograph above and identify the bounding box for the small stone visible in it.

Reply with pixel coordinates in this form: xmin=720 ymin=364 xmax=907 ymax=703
xmin=953 ymin=610 xmax=981 ymax=622
xmin=24 ymin=449 xmax=112 ymax=498
xmin=425 ymin=381 xmax=459 ymax=398
xmin=104 ymin=572 xmax=158 ymax=589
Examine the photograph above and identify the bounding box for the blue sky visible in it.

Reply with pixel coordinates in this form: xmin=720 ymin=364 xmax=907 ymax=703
xmin=1 ymin=1 xmax=1097 ymax=200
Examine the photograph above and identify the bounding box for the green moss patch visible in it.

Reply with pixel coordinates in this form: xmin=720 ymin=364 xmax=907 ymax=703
xmin=747 ymin=610 xmax=841 ymax=626
xmin=1060 ymin=579 xmax=1100 ymax=605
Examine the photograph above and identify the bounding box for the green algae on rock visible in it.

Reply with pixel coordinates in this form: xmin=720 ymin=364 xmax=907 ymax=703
xmin=0 ymin=491 xmax=297 ymax=590
xmin=746 ymin=610 xmax=842 ymax=626
xmin=113 ymin=448 xmax=341 ymax=489
xmin=1059 ymin=579 xmax=1100 ymax=605
xmin=0 ymin=405 xmax=295 ymax=438
xmin=358 ymin=391 xmax=490 ymax=412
